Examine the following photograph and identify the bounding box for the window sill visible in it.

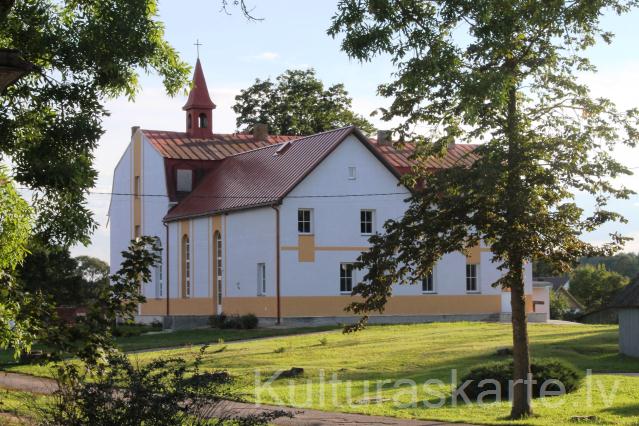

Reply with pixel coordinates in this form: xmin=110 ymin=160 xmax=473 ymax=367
xmin=298 ymin=233 xmax=314 ymax=236
xmin=422 ymin=292 xmax=437 ymax=295
xmin=466 ymin=291 xmax=482 ymax=294
xmin=340 ymin=292 xmax=352 ymax=295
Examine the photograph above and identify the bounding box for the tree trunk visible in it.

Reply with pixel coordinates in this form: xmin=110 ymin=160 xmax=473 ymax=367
xmin=509 ymin=257 xmax=532 ymax=419
xmin=504 ymin=80 xmax=533 ymax=419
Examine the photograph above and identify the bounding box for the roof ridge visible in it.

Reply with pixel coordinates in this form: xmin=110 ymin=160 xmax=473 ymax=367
xmin=225 ymin=126 xmax=355 ymax=158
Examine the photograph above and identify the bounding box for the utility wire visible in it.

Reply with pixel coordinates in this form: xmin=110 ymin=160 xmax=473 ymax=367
xmin=17 ymin=188 xmax=411 ymax=199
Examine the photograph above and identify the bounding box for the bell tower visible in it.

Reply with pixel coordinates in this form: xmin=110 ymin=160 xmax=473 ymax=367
xmin=183 ymin=58 xmax=216 ymax=138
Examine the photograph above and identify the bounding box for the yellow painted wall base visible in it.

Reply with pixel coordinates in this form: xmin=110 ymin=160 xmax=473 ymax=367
xmin=143 ymin=294 xmax=534 ymax=317
xmin=141 ymin=297 xmax=215 ymax=316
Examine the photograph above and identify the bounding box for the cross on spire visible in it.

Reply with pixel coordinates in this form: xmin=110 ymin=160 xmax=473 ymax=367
xmin=194 ymin=39 xmax=203 ymax=58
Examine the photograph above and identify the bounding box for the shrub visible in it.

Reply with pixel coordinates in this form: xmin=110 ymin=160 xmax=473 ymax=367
xmin=240 ymin=314 xmax=259 ymax=329
xmin=319 ymin=337 xmax=328 ymax=346
xmin=274 ymin=346 xmax=286 ymax=354
xmin=38 ymin=346 xmax=289 ymax=425
xmin=209 ymin=313 xmax=227 ymax=328
xmin=209 ymin=313 xmax=259 ymax=329
xmin=460 ymin=359 xmax=582 ymax=400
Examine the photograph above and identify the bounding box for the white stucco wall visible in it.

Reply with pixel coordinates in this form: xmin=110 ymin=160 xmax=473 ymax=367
xmin=225 ymin=208 xmax=277 ymax=298
xmin=108 ymin=142 xmax=132 ymax=277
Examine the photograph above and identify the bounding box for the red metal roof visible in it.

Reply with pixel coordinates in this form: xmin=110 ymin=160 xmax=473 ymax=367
xmin=165 ymin=126 xmax=402 ymax=221
xmin=143 ymin=129 xmax=299 ymax=161
xmin=368 ymin=140 xmax=478 ymax=174
xmin=164 ymin=126 xmax=479 ymax=221
xmin=182 ymin=58 xmax=216 ymax=110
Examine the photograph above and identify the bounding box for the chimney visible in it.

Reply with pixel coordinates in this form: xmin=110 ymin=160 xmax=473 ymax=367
xmin=131 ymin=126 xmax=140 ymax=137
xmin=377 ymin=130 xmax=391 ymax=146
xmin=253 ymin=123 xmax=268 ymax=141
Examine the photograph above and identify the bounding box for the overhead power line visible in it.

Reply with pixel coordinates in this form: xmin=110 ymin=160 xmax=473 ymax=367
xmin=17 ymin=188 xmax=412 ymax=199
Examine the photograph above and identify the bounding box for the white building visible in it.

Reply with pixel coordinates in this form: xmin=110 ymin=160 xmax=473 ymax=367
xmin=108 ymin=60 xmax=540 ymax=328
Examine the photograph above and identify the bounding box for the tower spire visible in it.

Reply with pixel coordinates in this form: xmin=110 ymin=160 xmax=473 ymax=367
xmin=183 ymin=58 xmax=215 ymax=138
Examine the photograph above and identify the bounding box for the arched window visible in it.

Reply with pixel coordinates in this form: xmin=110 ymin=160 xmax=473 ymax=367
xmin=182 ymin=235 xmax=191 ymax=298
xmin=214 ymin=231 xmax=223 ymax=305
xmin=154 ymin=237 xmax=163 ymax=299
xmin=198 ymin=112 xmax=208 ymax=129
xmin=187 ymin=113 xmax=192 ymax=129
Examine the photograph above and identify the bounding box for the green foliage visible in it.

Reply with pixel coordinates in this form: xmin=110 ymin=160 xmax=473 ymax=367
xmin=0 ymin=0 xmax=190 ymax=246
xmin=111 ymin=322 xmax=161 ymax=338
xmin=580 ymin=252 xmax=639 ymax=279
xmin=0 ymin=166 xmax=40 ymax=357
xmin=38 ymin=346 xmax=288 ymax=425
xmin=17 ymin=240 xmax=86 ymax=306
xmin=570 ymin=264 xmax=629 ymax=311
xmin=209 ymin=313 xmax=259 ymax=330
xmin=460 ymin=359 xmax=582 ymax=400
xmin=550 ymin=291 xmax=571 ymax=320
xmin=233 ymin=68 xmax=375 ymax=135
xmin=329 ymin=1 xmax=638 ymax=417
xmin=17 ymin=236 xmax=160 ymax=364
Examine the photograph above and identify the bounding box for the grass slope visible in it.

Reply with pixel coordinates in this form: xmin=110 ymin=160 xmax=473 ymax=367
xmin=3 ymin=322 xmax=639 ymax=425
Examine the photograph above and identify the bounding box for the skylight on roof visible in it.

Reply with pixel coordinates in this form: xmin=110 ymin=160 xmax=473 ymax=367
xmin=273 ymin=141 xmax=292 ymax=156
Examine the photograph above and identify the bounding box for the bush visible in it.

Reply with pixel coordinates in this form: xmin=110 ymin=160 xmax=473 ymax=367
xmin=209 ymin=313 xmax=259 ymax=329
xmin=240 ymin=313 xmax=259 ymax=329
xmin=38 ymin=346 xmax=289 ymax=425
xmin=460 ymin=359 xmax=582 ymax=400
xmin=112 ymin=323 xmax=157 ymax=338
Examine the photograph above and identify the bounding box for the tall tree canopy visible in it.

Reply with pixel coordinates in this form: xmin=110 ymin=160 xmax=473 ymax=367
xmin=0 ymin=0 xmax=186 ymax=358
xmin=233 ymin=68 xmax=375 ymax=135
xmin=570 ymin=264 xmax=629 ymax=311
xmin=0 ymin=0 xmax=189 ymax=246
xmin=329 ymin=0 xmax=638 ymax=419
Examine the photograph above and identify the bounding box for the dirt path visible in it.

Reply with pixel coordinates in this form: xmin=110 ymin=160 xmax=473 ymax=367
xmin=0 ymin=371 xmax=473 ymax=426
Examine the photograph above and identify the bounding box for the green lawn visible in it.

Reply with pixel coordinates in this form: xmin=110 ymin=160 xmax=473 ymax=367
xmin=3 ymin=322 xmax=639 ymax=425
xmin=0 ymin=325 xmax=338 ymax=366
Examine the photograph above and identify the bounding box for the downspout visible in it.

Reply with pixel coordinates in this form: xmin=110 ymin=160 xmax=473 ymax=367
xmin=271 ymin=205 xmax=281 ymax=325
xmin=164 ymin=221 xmax=170 ymax=317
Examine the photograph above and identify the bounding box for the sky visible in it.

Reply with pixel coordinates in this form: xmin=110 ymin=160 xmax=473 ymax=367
xmin=71 ymin=0 xmax=639 ymax=262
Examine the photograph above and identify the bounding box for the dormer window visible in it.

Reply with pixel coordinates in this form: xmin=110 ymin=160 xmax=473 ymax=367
xmin=176 ymin=169 xmax=193 ymax=192
xmin=198 ymin=113 xmax=208 ymax=129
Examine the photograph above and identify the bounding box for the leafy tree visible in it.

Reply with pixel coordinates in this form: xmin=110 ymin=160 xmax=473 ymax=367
xmin=44 ymin=236 xmax=160 ymax=363
xmin=550 ymin=291 xmax=570 ymax=320
xmin=329 ymin=0 xmax=638 ymax=419
xmin=0 ymin=0 xmax=189 ymax=246
xmin=0 ymin=166 xmax=41 ymax=356
xmin=580 ymin=252 xmax=639 ymax=279
xmin=570 ymin=264 xmax=629 ymax=311
xmin=75 ymin=255 xmax=110 ymax=300
xmin=17 ymin=240 xmax=86 ymax=306
xmin=0 ymin=0 xmax=188 ymax=358
xmin=233 ymin=68 xmax=375 ymax=135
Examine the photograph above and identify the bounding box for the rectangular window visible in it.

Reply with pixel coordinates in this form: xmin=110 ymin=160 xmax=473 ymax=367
xmin=176 ymin=169 xmax=193 ymax=192
xmin=134 ymin=176 xmax=141 ymax=197
xmin=422 ymin=272 xmax=434 ymax=293
xmin=257 ymin=263 xmax=266 ymax=295
xmin=155 ymin=256 xmax=163 ymax=298
xmin=185 ymin=238 xmax=191 ymax=298
xmin=298 ymin=209 xmax=312 ymax=234
xmin=348 ymin=166 xmax=357 ymax=180
xmin=466 ymin=264 xmax=478 ymax=292
xmin=360 ymin=209 xmax=374 ymax=235
xmin=134 ymin=225 xmax=141 ymax=238
xmin=340 ymin=263 xmax=354 ymax=293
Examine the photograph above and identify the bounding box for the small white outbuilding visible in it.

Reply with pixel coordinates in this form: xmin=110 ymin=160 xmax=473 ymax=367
xmin=612 ymin=278 xmax=639 ymax=358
